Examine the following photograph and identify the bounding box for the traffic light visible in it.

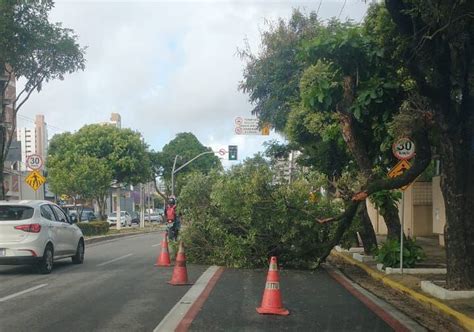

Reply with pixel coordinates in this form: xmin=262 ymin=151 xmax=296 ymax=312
xmin=228 ymin=145 xmax=238 ymax=160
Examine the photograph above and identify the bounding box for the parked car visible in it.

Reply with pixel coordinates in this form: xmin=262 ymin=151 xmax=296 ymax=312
xmin=145 ymin=212 xmax=164 ymax=223
xmin=80 ymin=211 xmax=97 ymax=222
xmin=0 ymin=200 xmax=85 ymax=274
xmin=107 ymin=211 xmax=132 ymax=227
xmin=130 ymin=211 xmax=140 ymax=225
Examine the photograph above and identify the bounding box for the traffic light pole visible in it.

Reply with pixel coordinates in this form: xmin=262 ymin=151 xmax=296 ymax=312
xmin=171 ymin=151 xmax=215 ymax=196
xmin=171 ymin=155 xmax=180 ymax=197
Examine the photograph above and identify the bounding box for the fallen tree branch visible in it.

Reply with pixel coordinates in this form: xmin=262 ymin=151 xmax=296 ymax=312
xmin=315 ymin=129 xmax=432 ymax=265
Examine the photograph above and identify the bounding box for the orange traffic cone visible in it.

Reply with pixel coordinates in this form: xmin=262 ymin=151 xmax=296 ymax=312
xmin=256 ymin=256 xmax=289 ymax=316
xmin=168 ymin=241 xmax=193 ymax=285
xmin=154 ymin=233 xmax=171 ymax=267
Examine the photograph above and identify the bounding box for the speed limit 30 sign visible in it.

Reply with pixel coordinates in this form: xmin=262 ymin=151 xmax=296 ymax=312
xmin=26 ymin=154 xmax=43 ymax=170
xmin=392 ymin=137 xmax=415 ymax=160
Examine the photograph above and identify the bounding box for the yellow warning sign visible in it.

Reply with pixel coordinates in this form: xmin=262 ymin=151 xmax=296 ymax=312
xmin=388 ymin=160 xmax=411 ymax=190
xmin=25 ymin=170 xmax=46 ymax=191
xmin=261 ymin=125 xmax=270 ymax=136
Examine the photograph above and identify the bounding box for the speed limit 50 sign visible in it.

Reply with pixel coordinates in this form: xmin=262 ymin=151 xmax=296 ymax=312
xmin=26 ymin=154 xmax=43 ymax=170
xmin=392 ymin=137 xmax=415 ymax=160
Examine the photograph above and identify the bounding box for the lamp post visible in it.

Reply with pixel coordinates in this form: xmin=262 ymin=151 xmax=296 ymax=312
xmin=110 ymin=181 xmax=122 ymax=230
xmin=139 ymin=183 xmax=145 ymax=228
xmin=171 ymin=155 xmax=179 ymax=197
xmin=171 ymin=151 xmax=215 ymax=196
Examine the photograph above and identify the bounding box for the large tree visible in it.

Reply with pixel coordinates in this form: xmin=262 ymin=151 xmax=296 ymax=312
xmin=384 ymin=0 xmax=474 ymax=289
xmin=151 ymin=132 xmax=222 ymax=196
xmin=0 ymin=0 xmax=86 ymax=198
xmin=239 ymin=12 xmax=407 ymax=252
xmin=48 ymin=125 xmax=151 ymax=218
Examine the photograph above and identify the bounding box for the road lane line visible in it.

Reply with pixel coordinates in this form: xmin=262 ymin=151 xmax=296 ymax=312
xmin=154 ymin=266 xmax=223 ymax=332
xmin=152 ymin=243 xmax=161 ymax=247
xmin=0 ymin=284 xmax=48 ymax=303
xmin=96 ymin=254 xmax=133 ymax=267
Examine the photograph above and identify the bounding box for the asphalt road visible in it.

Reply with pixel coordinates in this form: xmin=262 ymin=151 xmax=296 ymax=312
xmin=0 ymin=233 xmax=424 ymax=332
xmin=0 ymin=232 xmax=206 ymax=332
xmin=190 ymin=268 xmax=396 ymax=332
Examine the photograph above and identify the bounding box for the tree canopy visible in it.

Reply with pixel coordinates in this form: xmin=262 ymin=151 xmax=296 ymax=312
xmin=0 ymin=0 xmax=86 ymax=198
xmin=151 ymin=132 xmax=222 ymax=196
xmin=48 ymin=124 xmax=151 ymax=217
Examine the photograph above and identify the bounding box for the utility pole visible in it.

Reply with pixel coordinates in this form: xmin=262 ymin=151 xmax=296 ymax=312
xmin=171 ymin=155 xmax=179 ymax=197
xmin=115 ymin=184 xmax=121 ymax=230
xmin=139 ymin=183 xmax=145 ymax=228
xmin=146 ymin=182 xmax=151 ymax=223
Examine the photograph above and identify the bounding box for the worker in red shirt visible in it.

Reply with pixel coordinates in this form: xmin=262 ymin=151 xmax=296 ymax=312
xmin=165 ymin=197 xmax=178 ymax=240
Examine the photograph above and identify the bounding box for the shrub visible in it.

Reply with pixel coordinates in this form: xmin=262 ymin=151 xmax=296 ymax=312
xmin=76 ymin=221 xmax=109 ymax=236
xmin=376 ymin=237 xmax=425 ymax=268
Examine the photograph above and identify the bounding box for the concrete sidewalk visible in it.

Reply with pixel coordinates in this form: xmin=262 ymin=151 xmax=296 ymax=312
xmin=330 ymin=237 xmax=474 ymax=331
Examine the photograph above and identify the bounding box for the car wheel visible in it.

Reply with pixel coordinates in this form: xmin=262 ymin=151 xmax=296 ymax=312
xmin=37 ymin=244 xmax=54 ymax=274
xmin=72 ymin=240 xmax=85 ymax=264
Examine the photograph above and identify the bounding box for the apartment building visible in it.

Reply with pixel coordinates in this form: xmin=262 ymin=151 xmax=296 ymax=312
xmin=17 ymin=114 xmax=48 ymax=169
xmin=273 ymin=150 xmax=303 ymax=184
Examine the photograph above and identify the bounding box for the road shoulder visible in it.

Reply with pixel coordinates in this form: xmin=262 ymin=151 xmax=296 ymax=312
xmin=329 ymin=251 xmax=474 ymax=331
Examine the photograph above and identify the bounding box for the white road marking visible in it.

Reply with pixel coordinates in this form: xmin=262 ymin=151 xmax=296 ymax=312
xmin=154 ymin=265 xmax=220 ymax=332
xmin=152 ymin=243 xmax=161 ymax=247
xmin=96 ymin=254 xmax=133 ymax=267
xmin=0 ymin=284 xmax=48 ymax=303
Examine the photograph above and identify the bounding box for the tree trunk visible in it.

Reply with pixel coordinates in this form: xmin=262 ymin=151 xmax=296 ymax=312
xmin=379 ymin=199 xmax=403 ymax=241
xmin=358 ymin=202 xmax=377 ymax=255
xmin=0 ymin=164 xmax=4 ymax=200
xmin=97 ymin=196 xmax=106 ymax=221
xmin=440 ymin=135 xmax=474 ymax=290
xmin=317 ymin=201 xmax=361 ymax=266
xmin=339 ymin=111 xmax=400 ymax=245
xmin=116 ymin=186 xmax=121 ymax=230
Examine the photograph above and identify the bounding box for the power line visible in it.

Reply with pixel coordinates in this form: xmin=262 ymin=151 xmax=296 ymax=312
xmin=317 ymin=0 xmax=323 ymax=16
xmin=16 ymin=114 xmax=66 ymax=133
xmin=338 ymin=0 xmax=347 ymax=19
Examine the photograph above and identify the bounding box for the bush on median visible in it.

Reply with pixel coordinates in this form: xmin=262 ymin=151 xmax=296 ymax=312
xmin=76 ymin=221 xmax=110 ymax=236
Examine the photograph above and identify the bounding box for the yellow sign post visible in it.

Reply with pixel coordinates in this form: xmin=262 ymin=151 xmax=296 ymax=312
xmin=25 ymin=170 xmax=46 ymax=191
xmin=387 ymin=159 xmax=411 ymax=190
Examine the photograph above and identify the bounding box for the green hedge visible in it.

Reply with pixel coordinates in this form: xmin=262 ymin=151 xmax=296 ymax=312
xmin=76 ymin=221 xmax=110 ymax=236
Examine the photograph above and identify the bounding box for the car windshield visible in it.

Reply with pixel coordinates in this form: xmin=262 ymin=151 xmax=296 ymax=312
xmin=0 ymin=206 xmax=34 ymax=221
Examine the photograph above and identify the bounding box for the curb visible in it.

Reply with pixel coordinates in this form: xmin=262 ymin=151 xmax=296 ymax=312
xmin=331 ymin=250 xmax=474 ymax=331
xmin=85 ymin=229 xmax=163 ymax=245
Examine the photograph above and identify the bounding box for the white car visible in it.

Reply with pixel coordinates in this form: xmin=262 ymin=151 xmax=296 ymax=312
xmin=144 ymin=213 xmax=164 ymax=223
xmin=0 ymin=200 xmax=85 ymax=274
xmin=107 ymin=211 xmax=132 ymax=227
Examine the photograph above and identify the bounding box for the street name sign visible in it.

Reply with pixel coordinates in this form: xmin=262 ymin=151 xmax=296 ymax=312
xmin=392 ymin=137 xmax=415 ymax=160
xmin=234 ymin=117 xmax=270 ymax=136
xmin=26 ymin=154 xmax=43 ymax=170
xmin=388 ymin=159 xmax=411 ymax=190
xmin=25 ymin=170 xmax=46 ymax=191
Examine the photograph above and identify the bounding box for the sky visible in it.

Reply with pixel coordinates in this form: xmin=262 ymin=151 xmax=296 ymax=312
xmin=18 ymin=0 xmax=370 ymax=168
